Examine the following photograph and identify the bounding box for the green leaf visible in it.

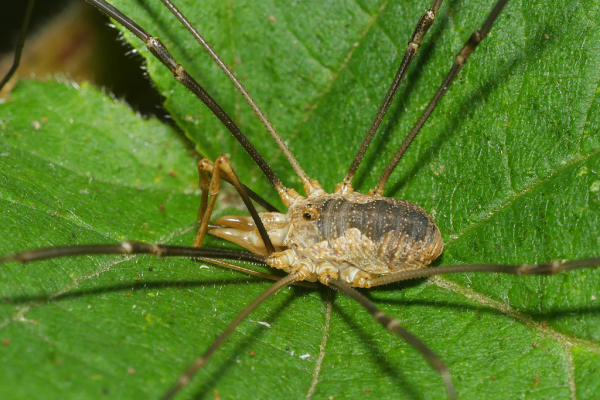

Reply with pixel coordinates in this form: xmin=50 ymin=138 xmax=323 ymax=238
xmin=2 ymin=0 xmax=600 ymax=399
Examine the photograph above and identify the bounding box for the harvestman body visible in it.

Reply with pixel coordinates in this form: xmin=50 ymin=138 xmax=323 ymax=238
xmin=2 ymin=0 xmax=600 ymax=399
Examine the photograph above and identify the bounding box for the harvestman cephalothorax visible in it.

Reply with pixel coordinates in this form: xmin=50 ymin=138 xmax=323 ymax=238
xmin=1 ymin=0 xmax=597 ymax=393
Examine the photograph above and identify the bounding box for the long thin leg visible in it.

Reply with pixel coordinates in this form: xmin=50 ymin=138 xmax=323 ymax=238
xmin=161 ymin=273 xmax=299 ymax=400
xmin=0 ymin=0 xmax=35 ymax=92
xmin=0 ymin=242 xmax=319 ymax=288
xmin=83 ymin=0 xmax=301 ymax=207
xmin=0 ymin=241 xmax=266 ymax=264
xmin=158 ymin=0 xmax=320 ymax=195
xmin=196 ymin=164 xmax=211 ymax=245
xmin=338 ymin=0 xmax=444 ymax=193
xmin=362 ymin=257 xmax=600 ymax=288
xmin=327 ymin=278 xmax=456 ymax=400
xmin=197 ymin=257 xmax=317 ymax=288
xmin=193 ymin=156 xmax=275 ymax=254
xmin=373 ymin=0 xmax=509 ymax=195
xmin=236 ymin=183 xmax=280 ymax=213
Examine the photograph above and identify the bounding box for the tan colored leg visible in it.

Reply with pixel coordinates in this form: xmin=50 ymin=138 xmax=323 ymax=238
xmin=193 ymin=160 xmax=211 ymax=247
xmin=193 ymin=156 xmax=275 ymax=254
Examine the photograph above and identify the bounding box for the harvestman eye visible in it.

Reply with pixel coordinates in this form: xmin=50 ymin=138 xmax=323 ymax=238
xmin=1 ymin=0 xmax=599 ymax=399
xmin=303 ymin=206 xmax=319 ymax=221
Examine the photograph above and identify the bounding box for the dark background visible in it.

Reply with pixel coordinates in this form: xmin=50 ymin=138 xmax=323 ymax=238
xmin=0 ymin=0 xmax=164 ymax=117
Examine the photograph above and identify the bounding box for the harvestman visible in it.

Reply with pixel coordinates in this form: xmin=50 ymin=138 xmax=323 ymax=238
xmin=2 ymin=0 xmax=600 ymax=399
